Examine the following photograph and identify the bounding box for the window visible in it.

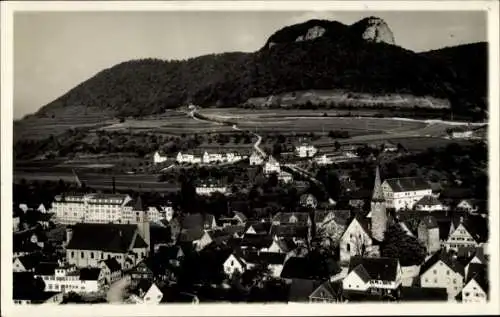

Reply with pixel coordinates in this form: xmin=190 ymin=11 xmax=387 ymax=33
xmin=91 ymin=252 xmax=94 ymax=259
xmin=81 ymin=252 xmax=84 ymax=258
xmin=453 ymin=279 xmax=456 ymax=284
xmin=446 ymin=270 xmax=450 ymax=275
xmin=145 ymin=297 xmax=150 ymax=301
xmin=434 ymin=279 xmax=437 ymax=283
xmin=465 ymin=292 xmax=470 ymax=297
xmin=433 ymin=270 xmax=437 ymax=274
xmin=71 ymin=251 xmax=75 ymax=258
xmin=346 ymin=243 xmax=350 ymax=252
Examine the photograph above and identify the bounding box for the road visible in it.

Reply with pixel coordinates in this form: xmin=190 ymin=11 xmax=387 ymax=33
xmin=106 ymin=276 xmax=131 ymax=303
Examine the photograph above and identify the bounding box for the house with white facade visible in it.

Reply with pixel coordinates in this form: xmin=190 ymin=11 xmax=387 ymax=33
xmin=263 ymin=156 xmax=280 ymax=175
xmin=339 ymin=216 xmax=374 ymax=264
xmin=176 ymin=152 xmax=201 ymax=164
xmin=314 ymin=154 xmax=333 ymax=165
xmin=153 ymin=151 xmax=168 ymax=164
xmin=278 ymin=170 xmax=293 ymax=183
xmin=456 ymin=199 xmax=479 ymax=214
xmin=342 ymin=257 xmax=402 ymax=294
xmin=130 ymin=280 xmax=163 ymax=304
xmin=295 ymin=143 xmax=318 ymax=158
xmin=249 ymin=151 xmax=264 ymax=166
xmin=381 ymin=177 xmax=432 ymax=211
xmin=34 ymin=263 xmax=106 ymax=294
xmin=414 ymin=195 xmax=446 ymax=212
xmin=461 ymin=263 xmax=488 ymax=303
xmin=419 ymin=250 xmax=465 ymax=299
xmin=444 ymin=217 xmax=488 ymax=252
xmin=195 ymin=180 xmax=228 ymax=196
xmin=99 ymin=258 xmax=122 ymax=285
xmin=223 ymin=251 xmax=286 ymax=278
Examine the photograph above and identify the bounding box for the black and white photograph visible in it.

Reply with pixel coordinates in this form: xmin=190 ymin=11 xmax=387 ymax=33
xmin=1 ymin=1 xmax=499 ymax=316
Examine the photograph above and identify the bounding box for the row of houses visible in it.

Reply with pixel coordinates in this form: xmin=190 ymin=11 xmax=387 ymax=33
xmin=153 ymin=151 xmax=248 ymax=165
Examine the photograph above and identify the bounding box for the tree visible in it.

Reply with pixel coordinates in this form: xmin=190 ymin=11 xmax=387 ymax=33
xmin=381 ymin=224 xmax=426 ymax=266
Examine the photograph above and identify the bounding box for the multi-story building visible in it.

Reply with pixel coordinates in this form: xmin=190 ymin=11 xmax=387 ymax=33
xmin=381 ymin=177 xmax=432 ymax=211
xmin=249 ymin=152 xmax=264 ymax=166
xmin=34 ymin=263 xmax=106 ymax=294
xmin=51 ymin=193 xmax=133 ymax=225
xmin=295 ymin=144 xmax=318 ymax=158
xmin=263 ymin=156 xmax=280 ymax=175
xmin=419 ymin=250 xmax=465 ymax=300
xmin=342 ymin=257 xmax=403 ymax=294
xmin=195 ymin=182 xmax=228 ymax=196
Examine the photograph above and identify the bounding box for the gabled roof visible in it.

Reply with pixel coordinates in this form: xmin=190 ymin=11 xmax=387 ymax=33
xmin=242 ymin=251 xmax=286 ymax=266
xmin=233 ymin=211 xmax=247 ymax=223
xmin=420 ymin=250 xmax=465 ymax=277
xmin=309 ymin=281 xmax=342 ymax=300
xmin=276 ymin=238 xmax=297 ymax=253
xmin=314 ymin=210 xmax=334 ymax=224
xmin=451 ymin=216 xmax=488 ymax=243
xmin=34 ymin=262 xmax=59 ymax=276
xmin=415 ymin=195 xmax=442 ymax=206
xmin=299 ymin=194 xmax=318 ymax=206
xmin=272 ymin=212 xmax=310 ymax=225
xmin=270 ymin=225 xmax=309 ymax=239
xmin=181 ymin=213 xmax=215 ymax=230
xmin=465 ymin=265 xmax=488 ymax=294
xmin=79 ymin=268 xmax=101 ymax=280
xmin=239 ymin=234 xmax=274 ymax=249
xmin=102 ymin=258 xmax=121 ymax=272
xmin=351 ymin=264 xmax=371 ymax=283
xmin=178 ymin=228 xmax=206 ymax=242
xmin=466 ymin=263 xmax=486 ymax=282
xmin=348 ymin=257 xmax=399 ymax=282
xmin=16 ymin=253 xmax=45 ymax=271
xmin=280 ymin=257 xmax=330 ymax=280
xmin=384 ymin=177 xmax=430 ymax=192
xmin=345 ymin=215 xmax=372 ymax=239
xmin=66 ymin=223 xmax=139 ymax=253
xmin=244 ymin=221 xmax=272 ymax=235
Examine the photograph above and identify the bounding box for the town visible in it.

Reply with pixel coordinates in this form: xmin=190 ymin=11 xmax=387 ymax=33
xmin=12 ymin=110 xmax=489 ymax=304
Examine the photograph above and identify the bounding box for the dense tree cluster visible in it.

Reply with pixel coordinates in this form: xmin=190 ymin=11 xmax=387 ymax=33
xmin=381 ymin=224 xmax=427 ymax=266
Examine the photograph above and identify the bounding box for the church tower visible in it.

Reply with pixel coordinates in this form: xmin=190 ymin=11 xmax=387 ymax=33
xmin=371 ymin=166 xmax=387 ymax=242
xmin=134 ymin=196 xmax=150 ymax=250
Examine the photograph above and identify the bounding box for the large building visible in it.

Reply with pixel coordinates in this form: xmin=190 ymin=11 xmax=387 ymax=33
xmin=295 ymin=144 xmax=318 ymax=158
xmin=52 ymin=193 xmax=172 ymax=225
xmin=34 ymin=263 xmax=106 ymax=294
xmin=381 ymin=177 xmax=432 ymax=211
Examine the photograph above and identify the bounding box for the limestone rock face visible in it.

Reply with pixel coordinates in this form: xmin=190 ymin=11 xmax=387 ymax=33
xmin=357 ymin=17 xmax=395 ymax=45
xmin=295 ymin=26 xmax=326 ymax=42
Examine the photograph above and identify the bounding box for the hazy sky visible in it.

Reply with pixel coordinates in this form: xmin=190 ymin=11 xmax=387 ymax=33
xmin=14 ymin=11 xmax=487 ymax=119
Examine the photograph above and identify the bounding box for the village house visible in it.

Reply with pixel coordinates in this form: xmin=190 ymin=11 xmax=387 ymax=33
xmin=414 ymin=195 xmax=447 ymax=212
xmin=309 ymin=281 xmax=342 ymax=303
xmin=263 ymin=156 xmax=281 ymax=175
xmin=295 ymin=143 xmax=318 ymax=158
xmin=339 ymin=216 xmax=374 ymax=264
xmin=314 ymin=154 xmax=333 ymax=165
xmin=419 ymin=250 xmax=465 ymax=299
xmin=342 ymin=257 xmax=403 ymax=295
xmin=461 ymin=263 xmax=488 ymax=303
xmin=278 ymin=170 xmax=294 ymax=183
xmin=13 ymin=253 xmax=46 ymax=273
xmin=13 ymin=272 xmax=64 ymax=305
xmin=244 ymin=221 xmax=272 ymax=236
xmin=153 ymin=151 xmax=168 ymax=164
xmin=176 ymin=152 xmax=201 ymax=164
xmin=381 ymin=177 xmax=432 ymax=211
xmin=34 ymin=262 xmax=106 ymax=294
xmin=262 ymin=237 xmax=297 ymax=254
xmin=270 ymin=225 xmax=310 ymax=245
xmin=65 ymin=222 xmax=150 ymax=270
xmin=449 ymin=127 xmax=474 ymax=139
xmin=128 ymin=260 xmax=155 ymax=281
xmin=195 ymin=179 xmax=228 ymax=196
xmin=157 ymin=245 xmax=185 ymax=267
xmin=272 ymin=212 xmax=311 ymax=227
xmin=381 ymin=141 xmax=398 ymax=153
xmin=444 ymin=216 xmax=488 ymax=252
xmin=99 ymin=257 xmax=122 ymax=285
xmin=181 ymin=213 xmax=218 ymax=230
xmin=238 ymin=235 xmax=275 ymax=252
xmin=249 ymin=151 xmax=264 ymax=166
xmin=129 ymin=280 xmax=163 ymax=304
xmin=178 ymin=229 xmax=213 ymax=252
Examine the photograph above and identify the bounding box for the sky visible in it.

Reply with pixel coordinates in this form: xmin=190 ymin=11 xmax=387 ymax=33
xmin=13 ymin=11 xmax=487 ymax=119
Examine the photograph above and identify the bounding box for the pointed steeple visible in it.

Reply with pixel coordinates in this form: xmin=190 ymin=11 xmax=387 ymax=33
xmin=372 ymin=166 xmax=385 ymax=201
xmin=134 ymin=195 xmax=144 ymax=211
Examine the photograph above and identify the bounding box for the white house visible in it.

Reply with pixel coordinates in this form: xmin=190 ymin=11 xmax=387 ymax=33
xmin=339 ymin=217 xmax=374 ymax=264
xmin=295 ymin=144 xmax=318 ymax=158
xmin=461 ymin=264 xmax=488 ymax=303
xmin=195 ymin=182 xmax=228 ymax=196
xmin=342 ymin=257 xmax=402 ymax=293
xmin=249 ymin=152 xmax=264 ymax=166
xmin=452 ymin=130 xmax=474 ymax=139
xmin=35 ymin=264 xmax=106 ymax=294
xmin=153 ymin=151 xmax=168 ymax=164
xmin=419 ymin=250 xmax=465 ymax=299
xmin=202 ymin=152 xmax=224 ymax=164
xmin=314 ymin=154 xmax=333 ymax=165
xmin=444 ymin=218 xmax=486 ymax=252
xmin=130 ymin=280 xmax=163 ymax=304
xmin=278 ymin=171 xmax=293 ymax=184
xmin=414 ymin=195 xmax=446 ymax=212
xmin=381 ymin=177 xmax=432 ymax=211
xmin=263 ymin=156 xmax=280 ymax=175
xmin=223 ymin=253 xmax=249 ymax=276
xmin=99 ymin=258 xmax=122 ymax=285
xmin=226 ymin=152 xmax=245 ymax=163
xmin=176 ymin=152 xmax=201 ymax=164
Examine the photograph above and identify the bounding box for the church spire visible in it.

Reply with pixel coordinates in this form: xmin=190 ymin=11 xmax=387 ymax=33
xmin=372 ymin=166 xmax=385 ymax=201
